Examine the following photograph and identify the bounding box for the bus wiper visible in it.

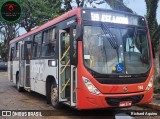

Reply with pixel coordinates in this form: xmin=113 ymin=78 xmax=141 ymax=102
xmin=101 ymin=23 xmax=118 ymax=49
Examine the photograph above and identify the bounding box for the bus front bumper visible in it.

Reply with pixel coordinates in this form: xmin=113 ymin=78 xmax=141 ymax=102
xmin=77 ymin=88 xmax=153 ymax=110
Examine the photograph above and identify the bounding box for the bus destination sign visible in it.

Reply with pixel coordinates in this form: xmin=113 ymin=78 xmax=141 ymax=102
xmin=82 ymin=9 xmax=146 ymax=26
xmin=91 ymin=12 xmax=129 ymax=24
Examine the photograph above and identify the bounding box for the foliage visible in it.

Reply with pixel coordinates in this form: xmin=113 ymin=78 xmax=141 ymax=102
xmin=104 ymin=0 xmax=132 ymax=12
xmin=0 ymin=42 xmax=8 ymax=61
xmin=0 ymin=0 xmax=160 ymax=61
xmin=0 ymin=0 xmax=62 ymax=60
xmin=0 ymin=21 xmax=19 ymax=45
xmin=145 ymin=0 xmax=160 ymax=51
xmin=19 ymin=0 xmax=62 ymax=32
xmin=63 ymin=0 xmax=132 ymax=13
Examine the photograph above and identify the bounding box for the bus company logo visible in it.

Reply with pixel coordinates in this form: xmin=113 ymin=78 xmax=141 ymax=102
xmin=0 ymin=1 xmax=21 ymax=22
xmin=123 ymin=86 xmax=128 ymax=92
xmin=2 ymin=111 xmax=12 ymax=116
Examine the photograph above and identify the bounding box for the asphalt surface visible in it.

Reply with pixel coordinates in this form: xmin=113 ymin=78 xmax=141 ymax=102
xmin=0 ymin=71 xmax=159 ymax=119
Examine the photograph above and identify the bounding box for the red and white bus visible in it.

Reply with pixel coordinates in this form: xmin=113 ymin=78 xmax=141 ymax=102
xmin=8 ymin=8 xmax=154 ymax=109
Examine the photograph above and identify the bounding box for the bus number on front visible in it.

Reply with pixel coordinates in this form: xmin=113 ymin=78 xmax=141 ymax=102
xmin=138 ymin=85 xmax=143 ymax=90
xmin=91 ymin=13 xmax=99 ymax=21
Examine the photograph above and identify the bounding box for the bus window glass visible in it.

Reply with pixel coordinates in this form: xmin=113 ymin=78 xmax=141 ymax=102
xmin=10 ymin=47 xmax=15 ymax=61
xmin=60 ymin=32 xmax=70 ymax=65
xmin=73 ymin=29 xmax=77 ymax=61
xmin=83 ymin=26 xmax=119 ymax=74
xmin=15 ymin=42 xmax=19 ymax=60
xmin=122 ymin=29 xmax=150 ymax=74
xmin=83 ymin=26 xmax=150 ymax=74
xmin=33 ymin=33 xmax=42 ymax=58
xmin=21 ymin=45 xmax=24 ymax=60
xmin=26 ymin=44 xmax=32 ymax=60
xmin=42 ymin=28 xmax=56 ymax=56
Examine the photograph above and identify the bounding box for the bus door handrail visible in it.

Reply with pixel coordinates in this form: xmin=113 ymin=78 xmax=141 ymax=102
xmin=60 ymin=46 xmax=70 ymax=61
xmin=60 ymin=78 xmax=70 ymax=93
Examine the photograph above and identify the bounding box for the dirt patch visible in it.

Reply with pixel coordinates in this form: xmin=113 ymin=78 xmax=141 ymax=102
xmin=20 ymin=99 xmax=39 ymax=104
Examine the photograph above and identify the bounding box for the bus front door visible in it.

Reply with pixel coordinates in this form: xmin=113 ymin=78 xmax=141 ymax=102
xmin=19 ymin=41 xmax=32 ymax=91
xmin=58 ymin=27 xmax=77 ymax=107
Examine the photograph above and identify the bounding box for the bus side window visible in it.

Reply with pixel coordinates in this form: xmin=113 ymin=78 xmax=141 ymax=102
xmin=15 ymin=42 xmax=19 ymax=60
xmin=71 ymin=29 xmax=77 ymax=65
xmin=26 ymin=43 xmax=32 ymax=60
xmin=60 ymin=31 xmax=70 ymax=65
xmin=21 ymin=45 xmax=24 ymax=60
xmin=10 ymin=47 xmax=15 ymax=61
xmin=33 ymin=33 xmax=42 ymax=58
xmin=23 ymin=36 xmax=32 ymax=60
xmin=42 ymin=28 xmax=56 ymax=57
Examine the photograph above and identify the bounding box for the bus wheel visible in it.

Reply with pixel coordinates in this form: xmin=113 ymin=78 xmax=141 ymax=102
xmin=16 ymin=73 xmax=23 ymax=92
xmin=50 ymin=83 xmax=62 ymax=109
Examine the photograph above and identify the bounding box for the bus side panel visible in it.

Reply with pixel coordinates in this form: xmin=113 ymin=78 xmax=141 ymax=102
xmin=30 ymin=60 xmax=35 ymax=92
xmin=30 ymin=60 xmax=37 ymax=92
xmin=30 ymin=59 xmax=58 ymax=96
xmin=12 ymin=60 xmax=19 ymax=84
xmin=8 ymin=61 xmax=11 ymax=81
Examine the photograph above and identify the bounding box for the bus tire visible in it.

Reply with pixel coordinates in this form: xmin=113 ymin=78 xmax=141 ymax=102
xmin=50 ymin=82 xmax=62 ymax=109
xmin=16 ymin=73 xmax=23 ymax=92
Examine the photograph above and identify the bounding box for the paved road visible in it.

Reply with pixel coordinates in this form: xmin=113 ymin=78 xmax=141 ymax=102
xmin=0 ymin=72 xmax=159 ymax=119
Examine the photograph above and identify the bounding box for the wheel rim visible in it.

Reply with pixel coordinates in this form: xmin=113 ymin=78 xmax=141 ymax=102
xmin=51 ymin=86 xmax=58 ymax=105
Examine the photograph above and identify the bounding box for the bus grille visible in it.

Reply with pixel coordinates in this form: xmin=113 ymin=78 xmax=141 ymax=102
xmin=96 ymin=77 xmax=147 ymax=84
xmin=105 ymin=94 xmax=144 ymax=106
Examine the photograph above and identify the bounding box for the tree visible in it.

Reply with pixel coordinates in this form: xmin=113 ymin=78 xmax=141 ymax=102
xmin=0 ymin=21 xmax=19 ymax=45
xmin=0 ymin=42 xmax=8 ymax=61
xmin=145 ymin=0 xmax=160 ymax=51
xmin=0 ymin=22 xmax=19 ymax=61
xmin=104 ymin=0 xmax=133 ymax=12
xmin=19 ymin=0 xmax=62 ymax=32
xmin=0 ymin=0 xmax=63 ymax=60
xmin=64 ymin=0 xmax=132 ymax=13
xmin=145 ymin=0 xmax=160 ymax=91
xmin=63 ymin=0 xmax=72 ymax=12
xmin=0 ymin=0 xmax=140 ymax=61
xmin=19 ymin=0 xmax=133 ymax=32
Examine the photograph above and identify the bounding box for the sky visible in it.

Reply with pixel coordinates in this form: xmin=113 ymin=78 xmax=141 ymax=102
xmin=126 ymin=0 xmax=160 ymax=24
xmin=19 ymin=0 xmax=160 ymax=35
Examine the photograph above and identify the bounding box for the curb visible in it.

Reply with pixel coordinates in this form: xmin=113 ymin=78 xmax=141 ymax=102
xmin=139 ymin=94 xmax=160 ymax=110
xmin=154 ymin=94 xmax=160 ymax=99
xmin=140 ymin=103 xmax=160 ymax=110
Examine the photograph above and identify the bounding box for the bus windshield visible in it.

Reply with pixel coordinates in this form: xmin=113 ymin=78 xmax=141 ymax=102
xmin=83 ymin=25 xmax=151 ymax=74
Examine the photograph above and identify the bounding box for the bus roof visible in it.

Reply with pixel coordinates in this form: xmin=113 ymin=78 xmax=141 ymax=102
xmin=10 ymin=7 xmax=81 ymax=44
xmin=10 ymin=7 xmax=144 ymax=44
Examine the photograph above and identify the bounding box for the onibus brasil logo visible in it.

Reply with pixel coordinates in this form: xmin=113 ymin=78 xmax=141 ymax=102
xmin=0 ymin=0 xmax=22 ymax=22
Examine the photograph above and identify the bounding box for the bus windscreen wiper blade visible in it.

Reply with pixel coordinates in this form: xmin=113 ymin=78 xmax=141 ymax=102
xmin=101 ymin=23 xmax=118 ymax=49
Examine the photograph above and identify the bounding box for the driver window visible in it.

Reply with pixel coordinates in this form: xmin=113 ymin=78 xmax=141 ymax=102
xmin=126 ymin=33 xmax=140 ymax=53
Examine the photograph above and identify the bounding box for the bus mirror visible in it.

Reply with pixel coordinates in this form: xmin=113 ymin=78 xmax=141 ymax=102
xmin=151 ymin=41 xmax=155 ymax=59
xmin=76 ymin=25 xmax=82 ymax=41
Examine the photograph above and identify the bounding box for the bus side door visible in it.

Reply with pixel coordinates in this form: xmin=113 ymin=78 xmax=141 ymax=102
xmin=9 ymin=46 xmax=15 ymax=82
xmin=19 ymin=41 xmax=32 ymax=90
xmin=58 ymin=25 xmax=77 ymax=107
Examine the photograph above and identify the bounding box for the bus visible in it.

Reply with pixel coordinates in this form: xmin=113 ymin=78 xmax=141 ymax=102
xmin=8 ymin=8 xmax=154 ymax=110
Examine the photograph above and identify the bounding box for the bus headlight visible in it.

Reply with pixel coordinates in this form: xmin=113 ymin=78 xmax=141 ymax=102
xmin=145 ymin=75 xmax=154 ymax=91
xmin=82 ymin=77 xmax=101 ymax=95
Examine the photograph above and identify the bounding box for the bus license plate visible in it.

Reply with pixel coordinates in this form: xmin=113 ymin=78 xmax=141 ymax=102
xmin=119 ymin=101 xmax=132 ymax=107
